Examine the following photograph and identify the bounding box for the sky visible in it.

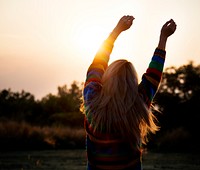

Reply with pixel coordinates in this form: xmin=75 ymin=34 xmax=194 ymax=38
xmin=0 ymin=0 xmax=200 ymax=100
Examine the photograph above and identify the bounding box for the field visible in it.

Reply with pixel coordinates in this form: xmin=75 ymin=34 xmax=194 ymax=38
xmin=0 ymin=150 xmax=200 ymax=170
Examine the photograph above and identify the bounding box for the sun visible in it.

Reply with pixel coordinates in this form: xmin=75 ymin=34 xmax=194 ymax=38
xmin=72 ymin=22 xmax=109 ymax=56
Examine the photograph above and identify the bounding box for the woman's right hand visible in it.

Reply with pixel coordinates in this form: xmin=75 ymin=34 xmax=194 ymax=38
xmin=158 ymin=19 xmax=177 ymax=50
xmin=160 ymin=19 xmax=177 ymax=38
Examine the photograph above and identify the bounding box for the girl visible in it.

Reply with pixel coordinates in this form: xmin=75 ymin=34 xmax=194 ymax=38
xmin=81 ymin=15 xmax=176 ymax=170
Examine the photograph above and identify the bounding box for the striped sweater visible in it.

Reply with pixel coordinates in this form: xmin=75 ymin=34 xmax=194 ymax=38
xmin=83 ymin=39 xmax=166 ymax=170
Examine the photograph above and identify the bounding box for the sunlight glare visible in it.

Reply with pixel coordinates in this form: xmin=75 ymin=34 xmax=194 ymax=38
xmin=72 ymin=23 xmax=109 ymax=57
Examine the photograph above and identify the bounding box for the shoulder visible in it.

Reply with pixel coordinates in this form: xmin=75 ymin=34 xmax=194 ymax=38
xmin=84 ymin=82 xmax=102 ymax=101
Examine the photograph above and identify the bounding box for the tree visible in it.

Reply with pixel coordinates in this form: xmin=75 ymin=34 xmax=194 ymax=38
xmin=159 ymin=61 xmax=200 ymax=100
xmin=151 ymin=61 xmax=200 ymax=152
xmin=40 ymin=81 xmax=84 ymax=127
xmin=0 ymin=89 xmax=39 ymax=122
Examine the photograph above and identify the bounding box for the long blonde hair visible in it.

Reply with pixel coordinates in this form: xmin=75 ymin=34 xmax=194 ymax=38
xmin=82 ymin=59 xmax=159 ymax=149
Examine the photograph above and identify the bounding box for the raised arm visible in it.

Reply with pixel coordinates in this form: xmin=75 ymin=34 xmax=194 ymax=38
xmin=85 ymin=15 xmax=135 ymax=87
xmin=158 ymin=19 xmax=177 ymax=50
xmin=107 ymin=15 xmax=135 ymax=44
xmin=139 ymin=19 xmax=177 ymax=107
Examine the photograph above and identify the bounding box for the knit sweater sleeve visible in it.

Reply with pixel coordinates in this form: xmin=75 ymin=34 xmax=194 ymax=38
xmin=138 ymin=48 xmax=166 ymax=107
xmin=84 ymin=39 xmax=114 ymax=88
xmin=83 ymin=39 xmax=114 ymax=113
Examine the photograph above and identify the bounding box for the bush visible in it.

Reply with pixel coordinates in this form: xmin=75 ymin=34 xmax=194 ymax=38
xmin=0 ymin=120 xmax=86 ymax=151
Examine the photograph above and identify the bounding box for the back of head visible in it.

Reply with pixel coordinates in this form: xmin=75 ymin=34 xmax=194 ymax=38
xmin=86 ymin=59 xmax=158 ymax=149
xmin=101 ymin=60 xmax=138 ymax=102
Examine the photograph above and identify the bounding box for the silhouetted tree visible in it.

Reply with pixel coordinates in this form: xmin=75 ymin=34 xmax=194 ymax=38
xmin=0 ymin=89 xmax=37 ymax=122
xmin=40 ymin=81 xmax=83 ymax=126
xmin=151 ymin=61 xmax=200 ymax=152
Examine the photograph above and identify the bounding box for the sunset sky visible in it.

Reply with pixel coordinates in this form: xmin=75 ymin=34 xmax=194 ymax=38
xmin=0 ymin=0 xmax=200 ymax=99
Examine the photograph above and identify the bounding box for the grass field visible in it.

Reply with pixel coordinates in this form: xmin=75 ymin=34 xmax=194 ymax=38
xmin=0 ymin=150 xmax=199 ymax=170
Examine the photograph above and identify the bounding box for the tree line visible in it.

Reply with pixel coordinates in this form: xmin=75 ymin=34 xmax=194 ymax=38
xmin=151 ymin=61 xmax=200 ymax=152
xmin=0 ymin=62 xmax=200 ymax=152
xmin=0 ymin=81 xmax=84 ymax=128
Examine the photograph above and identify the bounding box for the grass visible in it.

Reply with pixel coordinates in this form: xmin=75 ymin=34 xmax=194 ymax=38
xmin=0 ymin=150 xmax=200 ymax=170
xmin=0 ymin=120 xmax=86 ymax=150
xmin=0 ymin=120 xmax=198 ymax=153
xmin=0 ymin=120 xmax=200 ymax=169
